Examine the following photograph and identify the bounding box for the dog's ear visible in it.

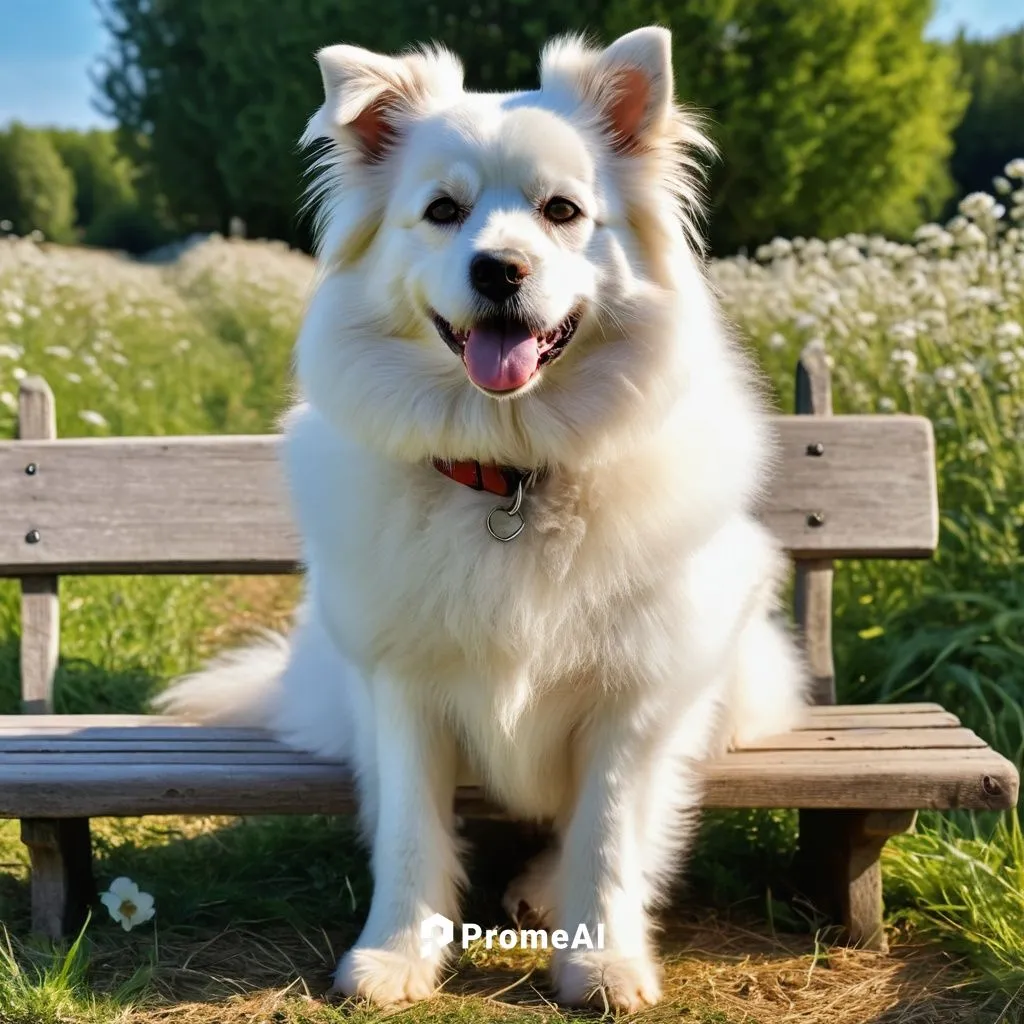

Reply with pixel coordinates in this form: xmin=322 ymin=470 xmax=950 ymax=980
xmin=305 ymin=44 xmax=463 ymax=162
xmin=541 ymin=27 xmax=674 ymax=154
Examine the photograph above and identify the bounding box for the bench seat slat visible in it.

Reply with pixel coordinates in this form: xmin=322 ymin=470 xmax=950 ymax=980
xmin=738 ymin=727 xmax=984 ymax=751
xmin=0 ymin=726 xmax=981 ymax=754
xmin=0 ymin=751 xmax=1014 ymax=815
xmin=0 ymin=415 xmax=938 ymax=575
xmin=0 ymin=710 xmax=1015 ymax=816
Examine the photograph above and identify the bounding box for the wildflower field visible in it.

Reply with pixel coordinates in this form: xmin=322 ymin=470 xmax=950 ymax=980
xmin=0 ymin=167 xmax=1022 ymax=1023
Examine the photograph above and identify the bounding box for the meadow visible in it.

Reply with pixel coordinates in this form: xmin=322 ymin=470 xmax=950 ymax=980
xmin=0 ymin=164 xmax=1022 ymax=1023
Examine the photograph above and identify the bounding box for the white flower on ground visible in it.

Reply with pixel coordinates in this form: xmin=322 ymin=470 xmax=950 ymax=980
xmin=1006 ymin=158 xmax=1024 ymax=180
xmin=100 ymin=877 xmax=155 ymax=932
xmin=5 ymin=311 xmax=23 ymax=327
xmin=994 ymin=176 xmax=1012 ymax=195
xmin=768 ymin=332 xmax=787 ymax=350
xmin=0 ymin=391 xmax=15 ymax=411
xmin=878 ymin=397 xmax=896 ymax=412
xmin=934 ymin=366 xmax=956 ymax=386
xmin=965 ymin=438 xmax=989 ymax=456
xmin=44 ymin=345 xmax=72 ymax=360
xmin=0 ymin=343 xmax=20 ymax=359
xmin=79 ymin=409 xmax=109 ymax=429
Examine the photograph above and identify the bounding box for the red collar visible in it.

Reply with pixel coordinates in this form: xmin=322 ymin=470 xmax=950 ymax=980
xmin=432 ymin=458 xmax=533 ymax=498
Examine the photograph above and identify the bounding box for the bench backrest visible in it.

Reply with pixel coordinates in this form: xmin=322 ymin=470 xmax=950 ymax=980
xmin=1 ymin=403 xmax=936 ymax=579
xmin=4 ymin=350 xmax=939 ymax=711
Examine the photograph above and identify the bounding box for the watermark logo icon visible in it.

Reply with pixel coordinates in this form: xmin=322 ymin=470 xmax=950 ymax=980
xmin=420 ymin=912 xmax=455 ymax=958
xmin=419 ymin=913 xmax=603 ymax=958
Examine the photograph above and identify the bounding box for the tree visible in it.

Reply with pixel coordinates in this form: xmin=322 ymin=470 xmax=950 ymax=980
xmin=47 ymin=128 xmax=138 ymax=230
xmin=96 ymin=0 xmax=966 ymax=253
xmin=949 ymin=27 xmax=1024 ymax=200
xmin=604 ymin=0 xmax=967 ymax=250
xmin=0 ymin=124 xmax=76 ymax=241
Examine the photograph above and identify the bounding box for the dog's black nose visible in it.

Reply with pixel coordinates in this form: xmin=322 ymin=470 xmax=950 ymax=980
xmin=469 ymin=250 xmax=531 ymax=304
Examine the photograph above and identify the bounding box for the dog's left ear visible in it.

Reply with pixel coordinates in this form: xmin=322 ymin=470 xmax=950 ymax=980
xmin=541 ymin=27 xmax=674 ymax=154
xmin=304 ymin=44 xmax=463 ymax=162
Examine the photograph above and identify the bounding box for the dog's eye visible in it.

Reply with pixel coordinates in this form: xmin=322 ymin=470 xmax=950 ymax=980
xmin=424 ymin=198 xmax=460 ymax=225
xmin=543 ymin=198 xmax=581 ymax=224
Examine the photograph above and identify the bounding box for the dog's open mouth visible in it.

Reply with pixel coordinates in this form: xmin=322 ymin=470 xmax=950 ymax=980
xmin=431 ymin=306 xmax=584 ymax=393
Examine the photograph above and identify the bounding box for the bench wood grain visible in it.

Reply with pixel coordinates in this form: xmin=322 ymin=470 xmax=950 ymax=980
xmin=0 ymin=416 xmax=937 ymax=576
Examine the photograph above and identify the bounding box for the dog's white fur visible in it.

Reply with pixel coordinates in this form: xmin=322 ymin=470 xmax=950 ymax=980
xmin=158 ymin=27 xmax=806 ymax=1011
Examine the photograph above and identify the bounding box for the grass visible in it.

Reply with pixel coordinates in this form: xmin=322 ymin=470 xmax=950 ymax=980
xmin=1 ymin=174 xmax=1023 ymax=1020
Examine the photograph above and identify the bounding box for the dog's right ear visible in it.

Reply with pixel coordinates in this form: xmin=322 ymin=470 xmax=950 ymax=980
xmin=304 ymin=44 xmax=463 ymax=162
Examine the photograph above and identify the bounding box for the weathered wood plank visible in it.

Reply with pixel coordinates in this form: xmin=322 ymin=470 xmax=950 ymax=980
xmin=0 ymin=745 xmax=1014 ymax=817
xmin=0 ymin=708 xmax=959 ymax=740
xmin=793 ymin=711 xmax=959 ymax=730
xmin=793 ymin=343 xmax=836 ymax=705
xmin=0 ymin=415 xmax=938 ymax=576
xmin=17 ymin=379 xmax=59 ymax=713
xmin=800 ymin=703 xmax=946 ymax=716
xmin=737 ymin=727 xmax=985 ymax=751
xmin=0 ymin=726 xmax=981 ymax=755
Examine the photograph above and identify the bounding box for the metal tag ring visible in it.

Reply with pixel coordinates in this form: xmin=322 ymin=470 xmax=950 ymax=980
xmin=486 ymin=481 xmax=526 ymax=542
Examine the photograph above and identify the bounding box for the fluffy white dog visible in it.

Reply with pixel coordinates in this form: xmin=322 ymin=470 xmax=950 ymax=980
xmin=159 ymin=26 xmax=806 ymax=1011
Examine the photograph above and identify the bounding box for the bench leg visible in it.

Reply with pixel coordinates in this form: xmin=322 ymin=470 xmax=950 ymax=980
xmin=796 ymin=809 xmax=916 ymax=952
xmin=21 ymin=819 xmax=97 ymax=939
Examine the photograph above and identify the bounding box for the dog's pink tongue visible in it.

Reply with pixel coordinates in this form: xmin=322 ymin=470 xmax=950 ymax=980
xmin=464 ymin=324 xmax=540 ymax=392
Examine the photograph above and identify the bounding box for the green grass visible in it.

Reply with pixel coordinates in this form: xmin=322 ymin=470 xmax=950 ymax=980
xmin=1 ymin=176 xmax=1024 ymax=1020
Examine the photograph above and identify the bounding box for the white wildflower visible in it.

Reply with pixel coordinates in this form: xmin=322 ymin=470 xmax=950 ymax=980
xmin=994 ymin=176 xmax=1012 ymax=195
xmin=957 ymin=223 xmax=988 ymax=247
xmin=174 ymin=338 xmax=191 ymax=353
xmin=995 ymin=322 xmax=1023 ymax=344
xmin=888 ymin=322 xmax=918 ymax=344
xmin=0 ymin=219 xmax=11 ymax=231
xmin=0 ymin=391 xmax=15 ymax=411
xmin=1005 ymin=158 xmax=1024 ymax=179
xmin=44 ymin=346 xmax=72 ymax=360
xmin=959 ymin=192 xmax=997 ymax=219
xmin=878 ymin=397 xmax=896 ymax=412
xmin=891 ymin=349 xmax=919 ymax=372
xmin=767 ymin=332 xmax=787 ymax=351
xmin=0 ymin=343 xmax=20 ymax=359
xmin=12 ymin=367 xmax=26 ymax=381
xmin=965 ymin=438 xmax=989 ymax=456
xmin=65 ymin=372 xmax=82 ymax=384
xmin=79 ymin=409 xmax=109 ymax=429
xmin=5 ymin=311 xmax=23 ymax=328
xmin=933 ymin=366 xmax=956 ymax=386
xmin=100 ymin=877 xmax=155 ymax=932
xmin=140 ymin=378 xmax=154 ymax=390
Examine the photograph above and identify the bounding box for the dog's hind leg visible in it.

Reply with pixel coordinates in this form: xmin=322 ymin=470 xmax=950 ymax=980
xmin=332 ymin=669 xmax=466 ymax=1008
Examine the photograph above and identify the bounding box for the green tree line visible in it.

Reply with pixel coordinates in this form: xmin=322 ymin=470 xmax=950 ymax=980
xmin=1 ymin=3 xmax=1021 ymax=255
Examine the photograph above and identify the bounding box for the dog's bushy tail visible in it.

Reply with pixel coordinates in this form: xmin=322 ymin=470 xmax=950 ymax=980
xmin=153 ymin=631 xmax=288 ymax=727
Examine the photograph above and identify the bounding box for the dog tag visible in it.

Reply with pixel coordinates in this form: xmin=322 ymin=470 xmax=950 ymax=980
xmin=486 ymin=480 xmax=526 ymax=542
xmin=486 ymin=504 xmax=525 ymax=542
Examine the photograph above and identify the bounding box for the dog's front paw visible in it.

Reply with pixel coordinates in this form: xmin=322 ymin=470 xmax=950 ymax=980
xmin=552 ymin=950 xmax=662 ymax=1012
xmin=332 ymin=946 xmax=438 ymax=1007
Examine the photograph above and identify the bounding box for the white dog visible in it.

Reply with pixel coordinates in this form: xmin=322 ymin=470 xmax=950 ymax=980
xmin=159 ymin=26 xmax=806 ymax=1011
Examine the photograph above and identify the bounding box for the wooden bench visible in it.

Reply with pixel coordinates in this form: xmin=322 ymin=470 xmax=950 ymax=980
xmin=1 ymin=349 xmax=1017 ymax=952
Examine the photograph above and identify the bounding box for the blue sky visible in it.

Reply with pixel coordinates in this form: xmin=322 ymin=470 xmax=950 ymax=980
xmin=1 ymin=0 xmax=1022 ymax=129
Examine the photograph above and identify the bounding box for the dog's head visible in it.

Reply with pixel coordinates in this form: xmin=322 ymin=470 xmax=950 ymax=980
xmin=298 ymin=29 xmax=714 ymax=468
